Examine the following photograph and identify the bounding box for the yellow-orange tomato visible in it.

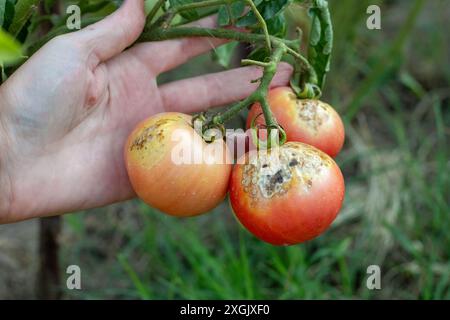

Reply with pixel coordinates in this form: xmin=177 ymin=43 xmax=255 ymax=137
xmin=124 ymin=113 xmax=232 ymax=217
xmin=247 ymin=87 xmax=345 ymax=157
xmin=229 ymin=142 xmax=345 ymax=245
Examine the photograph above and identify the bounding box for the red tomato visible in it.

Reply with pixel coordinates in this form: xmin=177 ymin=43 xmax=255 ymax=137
xmin=229 ymin=142 xmax=345 ymax=245
xmin=247 ymin=87 xmax=345 ymax=157
xmin=125 ymin=112 xmax=232 ymax=217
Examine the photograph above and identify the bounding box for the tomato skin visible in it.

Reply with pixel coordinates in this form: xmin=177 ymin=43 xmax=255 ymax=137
xmin=229 ymin=142 xmax=345 ymax=245
xmin=247 ymin=87 xmax=345 ymax=157
xmin=125 ymin=112 xmax=232 ymax=217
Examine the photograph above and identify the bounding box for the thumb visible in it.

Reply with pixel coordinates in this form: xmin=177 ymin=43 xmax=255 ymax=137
xmin=76 ymin=0 xmax=145 ymax=63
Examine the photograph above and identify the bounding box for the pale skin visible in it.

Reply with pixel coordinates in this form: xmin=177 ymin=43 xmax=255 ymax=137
xmin=0 ymin=0 xmax=292 ymax=224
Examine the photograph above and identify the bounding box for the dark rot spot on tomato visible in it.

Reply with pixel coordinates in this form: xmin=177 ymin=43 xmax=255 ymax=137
xmin=230 ymin=142 xmax=345 ymax=246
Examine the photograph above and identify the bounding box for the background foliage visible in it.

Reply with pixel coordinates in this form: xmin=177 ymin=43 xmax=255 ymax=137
xmin=0 ymin=0 xmax=449 ymax=299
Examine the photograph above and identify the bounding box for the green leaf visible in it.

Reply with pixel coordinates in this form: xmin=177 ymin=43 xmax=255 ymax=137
xmin=0 ymin=0 xmax=6 ymax=27
xmin=218 ymin=5 xmax=228 ymax=26
xmin=0 ymin=0 xmax=15 ymax=30
xmin=247 ymin=46 xmax=270 ymax=62
xmin=309 ymin=14 xmax=321 ymax=45
xmin=212 ymin=42 xmax=238 ymax=68
xmin=0 ymin=27 xmax=23 ymax=66
xmin=44 ymin=0 xmax=56 ymax=14
xmin=144 ymin=0 xmax=156 ymax=15
xmin=307 ymin=0 xmax=333 ymax=89
xmin=266 ymin=12 xmax=287 ymax=38
xmin=218 ymin=1 xmax=245 ymax=27
xmin=80 ymin=1 xmax=112 ymax=14
xmin=169 ymin=0 xmax=200 ymax=20
xmin=117 ymin=254 xmax=152 ymax=300
xmin=8 ymin=0 xmax=40 ymax=37
xmin=399 ymin=71 xmax=426 ymax=98
xmin=15 ymin=17 xmax=31 ymax=43
xmin=236 ymin=0 xmax=290 ymax=27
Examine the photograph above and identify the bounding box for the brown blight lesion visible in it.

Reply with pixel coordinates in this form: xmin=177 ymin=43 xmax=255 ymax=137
xmin=130 ymin=118 xmax=176 ymax=151
xmin=296 ymin=100 xmax=331 ymax=133
xmin=241 ymin=143 xmax=332 ymax=199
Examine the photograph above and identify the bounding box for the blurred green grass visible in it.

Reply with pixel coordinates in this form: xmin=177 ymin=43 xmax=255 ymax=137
xmin=61 ymin=0 xmax=449 ymax=299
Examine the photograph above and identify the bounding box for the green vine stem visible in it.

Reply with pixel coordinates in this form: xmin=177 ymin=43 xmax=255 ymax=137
xmin=138 ymin=26 xmax=302 ymax=59
xmin=211 ymin=46 xmax=285 ymax=127
xmin=139 ymin=26 xmax=313 ymax=110
xmin=149 ymin=0 xmax=240 ymax=29
xmin=256 ymin=47 xmax=285 ymax=127
xmin=245 ymin=0 xmax=271 ymax=51
xmin=145 ymin=0 xmax=166 ymax=26
xmin=210 ymin=45 xmax=288 ymax=148
xmin=241 ymin=59 xmax=271 ymax=68
xmin=174 ymin=0 xmax=234 ymax=11
xmin=148 ymin=0 xmax=270 ymax=55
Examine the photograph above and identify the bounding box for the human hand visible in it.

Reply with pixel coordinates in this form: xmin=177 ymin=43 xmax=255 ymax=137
xmin=0 ymin=0 xmax=292 ymax=223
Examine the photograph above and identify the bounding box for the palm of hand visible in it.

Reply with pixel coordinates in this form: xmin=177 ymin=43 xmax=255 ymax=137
xmin=2 ymin=38 xmax=160 ymax=217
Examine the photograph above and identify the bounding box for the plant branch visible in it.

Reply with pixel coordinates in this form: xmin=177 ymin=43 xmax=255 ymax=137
xmin=150 ymin=0 xmax=239 ymax=29
xmin=213 ymin=97 xmax=254 ymax=125
xmin=241 ymin=59 xmax=271 ymax=68
xmin=245 ymin=0 xmax=271 ymax=51
xmin=138 ymin=26 xmax=300 ymax=51
xmin=146 ymin=0 xmax=166 ymax=26
xmin=286 ymin=46 xmax=309 ymax=71
xmin=211 ymin=45 xmax=286 ymax=130
xmin=255 ymin=46 xmax=285 ymax=128
xmin=29 ymin=22 xmax=301 ymax=59
xmin=175 ymin=0 xmax=232 ymax=11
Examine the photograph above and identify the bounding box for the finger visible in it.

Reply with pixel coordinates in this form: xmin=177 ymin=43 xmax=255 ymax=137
xmin=159 ymin=62 xmax=294 ymax=113
xmin=128 ymin=15 xmax=229 ymax=75
xmin=75 ymin=0 xmax=145 ymax=63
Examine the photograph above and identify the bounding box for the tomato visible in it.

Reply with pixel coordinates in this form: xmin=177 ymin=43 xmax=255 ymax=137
xmin=247 ymin=87 xmax=345 ymax=157
xmin=124 ymin=112 xmax=232 ymax=217
xmin=229 ymin=142 xmax=345 ymax=245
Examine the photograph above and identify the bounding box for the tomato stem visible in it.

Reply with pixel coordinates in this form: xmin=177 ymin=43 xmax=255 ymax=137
xmin=150 ymin=0 xmax=237 ymax=29
xmin=212 ymin=96 xmax=254 ymax=125
xmin=245 ymin=0 xmax=272 ymax=51
xmin=176 ymin=0 xmax=233 ymax=11
xmin=138 ymin=26 xmax=298 ymax=50
xmin=241 ymin=59 xmax=271 ymax=68
xmin=145 ymin=0 xmax=167 ymax=27
xmin=210 ymin=45 xmax=286 ymax=149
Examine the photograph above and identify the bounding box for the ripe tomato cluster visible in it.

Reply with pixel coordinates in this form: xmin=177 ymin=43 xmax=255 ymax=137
xmin=247 ymin=87 xmax=345 ymax=157
xmin=124 ymin=88 xmax=345 ymax=246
